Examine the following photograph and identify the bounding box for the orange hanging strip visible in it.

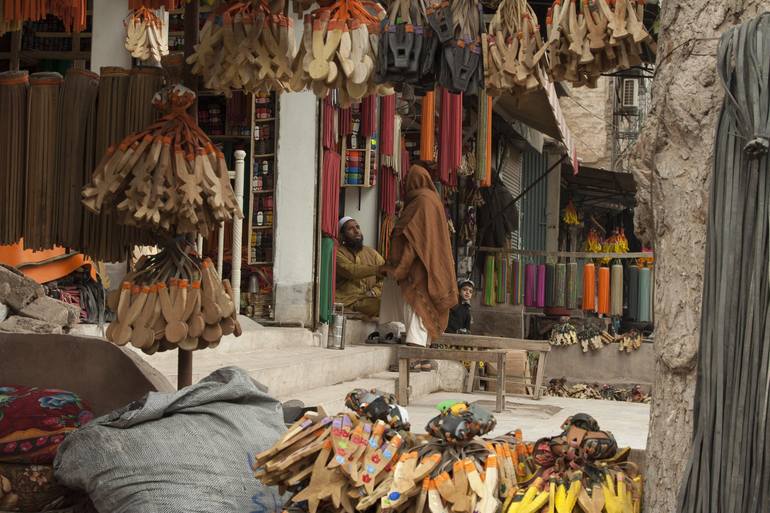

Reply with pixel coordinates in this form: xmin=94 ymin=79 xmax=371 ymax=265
xmin=420 ymin=90 xmax=435 ymax=161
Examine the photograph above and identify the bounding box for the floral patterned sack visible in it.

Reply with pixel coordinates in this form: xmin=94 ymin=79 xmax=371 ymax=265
xmin=0 ymin=387 xmax=94 ymax=465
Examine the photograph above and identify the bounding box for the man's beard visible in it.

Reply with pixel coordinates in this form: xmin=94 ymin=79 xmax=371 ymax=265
xmin=344 ymin=237 xmax=364 ymax=251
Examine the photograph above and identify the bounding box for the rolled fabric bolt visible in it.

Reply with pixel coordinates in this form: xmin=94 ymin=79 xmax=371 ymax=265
xmin=627 ymin=266 xmax=639 ymax=320
xmin=484 ymin=255 xmax=496 ymax=306
xmin=611 ymin=263 xmax=623 ymax=316
xmin=555 ymin=263 xmax=566 ymax=307
xmin=525 ymin=263 xmax=537 ymax=307
xmin=496 ymin=256 xmax=506 ymax=303
xmin=598 ymin=266 xmax=611 ymax=314
xmin=545 ymin=263 xmax=555 ymax=307
xmin=566 ymin=262 xmax=578 ymax=309
xmin=638 ymin=267 xmax=652 ymax=322
xmin=511 ymin=259 xmax=520 ymax=305
xmin=537 ymin=264 xmax=546 ymax=308
xmin=582 ymin=263 xmax=596 ymax=311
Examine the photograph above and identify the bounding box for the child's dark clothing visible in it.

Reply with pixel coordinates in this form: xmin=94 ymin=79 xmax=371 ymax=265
xmin=446 ymin=302 xmax=471 ymax=333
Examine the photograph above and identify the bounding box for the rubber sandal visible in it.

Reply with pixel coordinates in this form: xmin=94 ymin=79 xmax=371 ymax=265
xmin=366 ymin=331 xmax=381 ymax=344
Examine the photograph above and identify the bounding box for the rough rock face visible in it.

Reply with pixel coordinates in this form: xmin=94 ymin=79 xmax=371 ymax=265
xmin=0 ymin=265 xmax=80 ymax=334
xmin=629 ymin=1 xmax=767 ymax=511
xmin=0 ymin=264 xmax=44 ymax=311
xmin=0 ymin=316 xmax=63 ymax=335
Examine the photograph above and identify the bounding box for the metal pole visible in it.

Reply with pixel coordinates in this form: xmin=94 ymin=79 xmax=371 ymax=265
xmin=177 ymin=0 xmax=200 ymax=390
xmin=196 ymin=234 xmax=204 ymax=255
xmin=232 ymin=150 xmax=246 ymax=314
xmin=217 ymin=222 xmax=225 ymax=276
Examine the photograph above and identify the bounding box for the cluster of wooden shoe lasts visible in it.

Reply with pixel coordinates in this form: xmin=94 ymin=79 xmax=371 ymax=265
xmin=187 ymin=0 xmax=297 ymax=95
xmin=106 ymin=253 xmax=241 ymax=354
xmin=81 ymin=85 xmax=243 ymax=237
xmin=125 ymin=6 xmax=170 ymax=63
xmin=484 ymin=0 xmax=549 ymax=96
xmin=545 ymin=0 xmax=656 ymax=87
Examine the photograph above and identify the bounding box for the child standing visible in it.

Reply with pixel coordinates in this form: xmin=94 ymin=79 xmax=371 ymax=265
xmin=446 ymin=279 xmax=474 ymax=334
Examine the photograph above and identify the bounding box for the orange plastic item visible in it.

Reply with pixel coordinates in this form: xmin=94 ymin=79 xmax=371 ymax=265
xmin=597 ymin=266 xmax=610 ymax=314
xmin=420 ymin=91 xmax=435 ymax=161
xmin=582 ymin=263 xmax=596 ymax=311
xmin=0 ymin=240 xmax=95 ymax=284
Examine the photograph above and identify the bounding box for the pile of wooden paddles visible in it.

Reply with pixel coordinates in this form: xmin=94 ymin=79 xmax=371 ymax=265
xmin=545 ymin=0 xmax=655 ymax=87
xmin=81 ymin=84 xmax=242 ymax=237
xmin=254 ymin=393 xmax=643 ymax=513
xmin=105 ymin=241 xmax=241 ymax=354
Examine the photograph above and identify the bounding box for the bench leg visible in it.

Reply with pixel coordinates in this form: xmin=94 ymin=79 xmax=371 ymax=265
xmin=465 ymin=362 xmax=477 ymax=393
xmin=496 ymin=352 xmax=505 ymax=413
xmin=534 ymin=352 xmax=547 ymax=400
xmin=398 ymin=358 xmax=410 ymax=405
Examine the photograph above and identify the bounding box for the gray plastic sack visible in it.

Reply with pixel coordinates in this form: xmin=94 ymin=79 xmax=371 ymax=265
xmin=53 ymin=367 xmax=285 ymax=513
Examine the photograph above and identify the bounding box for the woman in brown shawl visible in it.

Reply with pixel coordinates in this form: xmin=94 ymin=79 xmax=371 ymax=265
xmin=378 ymin=165 xmax=458 ymax=346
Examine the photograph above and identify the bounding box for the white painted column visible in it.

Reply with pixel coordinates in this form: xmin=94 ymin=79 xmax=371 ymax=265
xmin=90 ymin=0 xmax=131 ymax=72
xmin=273 ymin=91 xmax=319 ymax=325
xmin=232 ymin=151 xmax=246 ymax=314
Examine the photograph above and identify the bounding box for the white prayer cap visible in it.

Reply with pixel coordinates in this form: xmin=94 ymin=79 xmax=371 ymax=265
xmin=338 ymin=216 xmax=354 ymax=231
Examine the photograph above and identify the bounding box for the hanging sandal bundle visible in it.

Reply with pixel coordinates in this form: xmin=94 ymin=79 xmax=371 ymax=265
xmin=188 ymin=0 xmax=298 ymax=95
xmin=437 ymin=0 xmax=484 ymax=94
xmin=81 ymin=84 xmax=243 ymax=237
xmin=374 ymin=0 xmax=439 ymax=93
xmin=292 ymin=0 xmax=387 ymax=104
xmin=0 ymin=71 xmax=27 ymax=246
xmin=106 ymin=242 xmax=241 ymax=354
xmin=484 ymin=0 xmax=548 ymax=96
xmin=546 ymin=0 xmax=655 ymax=87
xmin=125 ymin=6 xmax=169 ymax=63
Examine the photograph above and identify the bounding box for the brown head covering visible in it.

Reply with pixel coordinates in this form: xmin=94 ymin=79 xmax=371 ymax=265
xmin=388 ymin=165 xmax=458 ymax=339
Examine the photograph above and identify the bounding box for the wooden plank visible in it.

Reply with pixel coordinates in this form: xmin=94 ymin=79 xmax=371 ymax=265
xmin=478 ymin=247 xmax=654 ymax=260
xmin=534 ymin=352 xmax=547 ymax=400
xmin=496 ymin=352 xmax=505 ymax=412
xmin=397 ymin=347 xmax=506 ymax=362
xmin=465 ymin=362 xmax=477 ymax=393
xmin=398 ymin=357 xmax=409 ymax=405
xmin=435 ymin=333 xmax=551 ymax=353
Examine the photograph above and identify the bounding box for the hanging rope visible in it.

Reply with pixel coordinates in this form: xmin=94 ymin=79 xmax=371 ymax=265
xmin=678 ymin=13 xmax=770 ymax=513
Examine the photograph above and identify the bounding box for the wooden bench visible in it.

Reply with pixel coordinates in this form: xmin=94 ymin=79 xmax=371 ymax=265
xmin=396 ymin=334 xmax=551 ymax=413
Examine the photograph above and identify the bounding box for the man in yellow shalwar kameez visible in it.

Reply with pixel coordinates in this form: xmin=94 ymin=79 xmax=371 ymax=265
xmin=335 ymin=216 xmax=385 ymax=318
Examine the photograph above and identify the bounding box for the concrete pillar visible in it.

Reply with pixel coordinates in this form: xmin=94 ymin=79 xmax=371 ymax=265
xmin=545 ymin=150 xmax=561 ymax=263
xmin=273 ymin=91 xmax=319 ymax=325
xmin=90 ymin=0 xmax=131 ymax=72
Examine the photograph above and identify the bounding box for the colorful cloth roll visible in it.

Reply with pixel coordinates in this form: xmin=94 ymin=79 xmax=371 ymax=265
xmin=566 ymin=262 xmax=578 ymax=309
xmin=525 ymin=263 xmax=537 ymax=307
xmin=496 ymin=256 xmax=506 ymax=304
xmin=582 ymin=263 xmax=596 ymax=311
xmin=610 ymin=264 xmax=623 ymax=316
xmin=319 ymin=237 xmax=337 ymax=323
xmin=627 ymin=266 xmax=639 ymax=320
xmin=536 ymin=264 xmax=546 ymax=308
xmin=545 ymin=263 xmax=555 ymax=307
xmin=554 ymin=263 xmax=566 ymax=307
xmin=512 ymin=259 xmax=523 ymax=305
xmin=598 ymin=266 xmax=610 ymax=314
xmin=484 ymin=255 xmax=496 ymax=306
xmin=638 ymin=267 xmax=652 ymax=322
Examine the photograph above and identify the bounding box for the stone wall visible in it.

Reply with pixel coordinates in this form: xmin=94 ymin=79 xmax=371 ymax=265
xmin=559 ymin=77 xmax=613 ymax=169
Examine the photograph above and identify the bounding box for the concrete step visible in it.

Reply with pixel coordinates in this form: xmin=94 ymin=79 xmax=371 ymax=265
xmin=132 ymin=344 xmax=399 ymax=397
xmin=278 ymin=369 xmax=442 ymax=415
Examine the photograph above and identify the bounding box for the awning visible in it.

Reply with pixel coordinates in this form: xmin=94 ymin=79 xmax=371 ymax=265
xmin=562 ymin=165 xmax=636 ymax=210
xmin=493 ymin=77 xmax=579 ymax=175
